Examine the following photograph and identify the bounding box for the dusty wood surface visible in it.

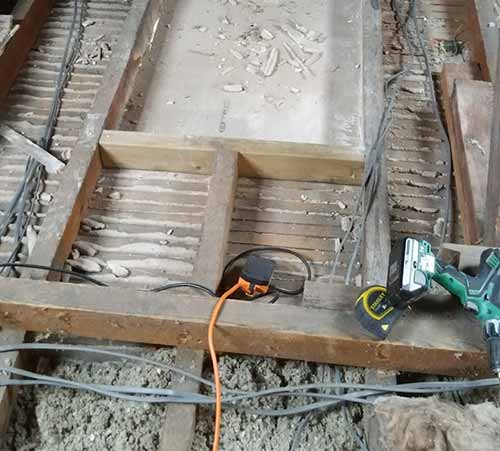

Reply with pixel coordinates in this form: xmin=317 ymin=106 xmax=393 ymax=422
xmin=441 ymin=63 xmax=482 ymax=243
xmin=450 ymin=79 xmax=492 ymax=244
xmin=468 ymin=0 xmax=497 ymax=82
xmin=0 ymin=0 xmax=54 ymax=101
xmin=0 ymin=124 xmax=65 ymax=174
xmin=159 ymin=150 xmax=238 ymax=451
xmin=0 ymin=277 xmax=489 ymax=377
xmin=99 ymin=131 xmax=364 ymax=185
xmin=485 ymin=31 xmax=500 ymax=245
xmin=303 ymin=281 xmax=359 ymax=310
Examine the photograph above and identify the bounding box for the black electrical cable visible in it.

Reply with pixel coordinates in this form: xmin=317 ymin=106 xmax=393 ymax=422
xmin=0 ymin=263 xmax=108 ymax=286
xmin=0 ymin=260 xmax=285 ymax=302
xmin=150 ymin=282 xmax=217 ymax=297
xmin=223 ymin=247 xmax=312 ymax=295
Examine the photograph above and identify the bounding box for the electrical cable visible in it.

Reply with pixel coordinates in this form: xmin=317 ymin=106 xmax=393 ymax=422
xmin=329 ymin=68 xmax=406 ymax=284
xmin=150 ymin=282 xmax=217 ymax=297
xmin=0 ymin=362 xmax=498 ymax=417
xmin=404 ymin=0 xmax=453 ymax=249
xmin=223 ymin=247 xmax=312 ymax=295
xmin=4 ymin=347 xmax=500 ymax=400
xmin=0 ymin=263 xmax=108 ymax=286
xmin=0 ymin=262 xmax=221 ymax=296
xmin=208 ymin=282 xmax=242 ymax=451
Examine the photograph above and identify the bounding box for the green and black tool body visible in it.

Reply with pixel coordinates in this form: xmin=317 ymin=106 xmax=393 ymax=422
xmin=355 ymin=237 xmax=500 ymax=377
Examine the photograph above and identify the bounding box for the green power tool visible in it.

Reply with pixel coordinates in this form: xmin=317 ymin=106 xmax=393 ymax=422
xmin=355 ymin=237 xmax=500 ymax=378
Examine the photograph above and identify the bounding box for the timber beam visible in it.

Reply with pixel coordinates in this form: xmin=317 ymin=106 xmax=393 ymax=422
xmin=0 ymin=277 xmax=488 ymax=377
xmin=99 ymin=131 xmax=365 ymax=185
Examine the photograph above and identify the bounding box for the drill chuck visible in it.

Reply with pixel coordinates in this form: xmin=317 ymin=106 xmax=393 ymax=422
xmin=485 ymin=320 xmax=500 ymax=377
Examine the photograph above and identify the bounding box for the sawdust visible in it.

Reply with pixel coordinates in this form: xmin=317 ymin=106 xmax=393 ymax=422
xmin=374 ymin=396 xmax=500 ymax=451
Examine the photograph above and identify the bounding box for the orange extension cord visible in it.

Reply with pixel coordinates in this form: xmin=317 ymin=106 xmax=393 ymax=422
xmin=208 ymin=282 xmax=242 ymax=451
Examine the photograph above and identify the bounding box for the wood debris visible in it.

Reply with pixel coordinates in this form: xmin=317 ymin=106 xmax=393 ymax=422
xmin=108 ymin=191 xmax=122 ymax=200
xmin=223 ymin=83 xmax=245 ymax=92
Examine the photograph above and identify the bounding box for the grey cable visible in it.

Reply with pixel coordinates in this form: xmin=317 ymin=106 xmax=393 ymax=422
xmin=405 ymin=0 xmax=453 ymax=248
xmin=0 ymin=344 xmax=498 ymax=419
xmin=2 ymin=342 xmax=499 ymax=396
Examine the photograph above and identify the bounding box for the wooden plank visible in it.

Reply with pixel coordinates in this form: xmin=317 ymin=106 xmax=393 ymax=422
xmin=160 ymin=150 xmax=238 ymax=451
xmin=450 ymin=80 xmax=493 ymax=243
xmin=362 ymin=3 xmax=395 ymax=449
xmin=440 ymin=63 xmax=482 ymax=243
xmin=99 ymin=131 xmax=365 ymax=185
xmin=0 ymin=277 xmax=489 ymax=377
xmin=441 ymin=243 xmax=487 ymax=270
xmin=303 ymin=281 xmax=358 ymax=310
xmin=485 ymin=30 xmax=500 ymax=246
xmin=468 ymin=0 xmax=497 ymax=82
xmin=0 ymin=0 xmax=54 ymax=101
xmin=441 ymin=63 xmax=481 ymax=244
xmin=0 ymin=124 xmax=65 ymax=174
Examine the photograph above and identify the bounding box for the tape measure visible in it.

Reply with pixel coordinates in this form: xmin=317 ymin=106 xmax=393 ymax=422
xmin=354 ymin=285 xmax=405 ymax=339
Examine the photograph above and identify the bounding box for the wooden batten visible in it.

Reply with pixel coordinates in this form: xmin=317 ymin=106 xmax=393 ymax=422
xmin=99 ymin=130 xmax=365 ymax=185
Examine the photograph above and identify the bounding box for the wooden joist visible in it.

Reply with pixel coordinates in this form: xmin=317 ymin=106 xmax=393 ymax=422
xmin=99 ymin=131 xmax=365 ymax=185
xmin=159 ymin=150 xmax=238 ymax=451
xmin=361 ymin=2 xmax=395 ymax=448
xmin=485 ymin=31 xmax=500 ymax=246
xmin=450 ymin=80 xmax=493 ymax=244
xmin=0 ymin=277 xmax=489 ymax=377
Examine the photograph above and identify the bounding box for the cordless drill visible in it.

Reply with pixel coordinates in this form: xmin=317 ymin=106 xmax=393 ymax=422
xmin=355 ymin=238 xmax=500 ymax=378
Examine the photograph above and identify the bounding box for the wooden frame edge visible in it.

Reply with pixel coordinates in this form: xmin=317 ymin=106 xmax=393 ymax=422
xmin=98 ymin=130 xmax=365 ymax=185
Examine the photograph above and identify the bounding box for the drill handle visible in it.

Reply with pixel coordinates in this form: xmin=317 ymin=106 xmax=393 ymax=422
xmin=436 ymin=249 xmax=500 ymax=290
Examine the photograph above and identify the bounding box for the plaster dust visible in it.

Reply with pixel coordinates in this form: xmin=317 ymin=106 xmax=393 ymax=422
xmin=1 ymin=350 xmax=366 ymax=451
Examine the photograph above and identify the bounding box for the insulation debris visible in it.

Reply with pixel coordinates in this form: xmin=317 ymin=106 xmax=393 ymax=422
xmin=374 ymin=397 xmax=500 ymax=451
